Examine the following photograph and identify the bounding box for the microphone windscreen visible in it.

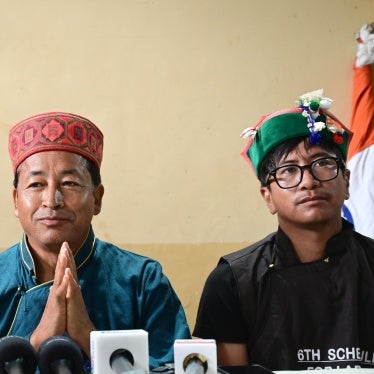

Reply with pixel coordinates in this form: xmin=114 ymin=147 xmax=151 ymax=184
xmin=37 ymin=336 xmax=84 ymax=374
xmin=0 ymin=336 xmax=37 ymax=374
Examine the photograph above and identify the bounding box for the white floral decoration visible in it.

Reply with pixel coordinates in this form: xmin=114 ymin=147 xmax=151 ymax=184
xmin=240 ymin=89 xmax=345 ymax=147
xmin=240 ymin=127 xmax=257 ymax=139
xmin=313 ymin=121 xmax=326 ymax=132
xmin=327 ymin=124 xmax=339 ymax=133
xmin=298 ymin=89 xmax=344 ymax=145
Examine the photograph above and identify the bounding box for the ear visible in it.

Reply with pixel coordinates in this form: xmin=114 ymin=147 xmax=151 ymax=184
xmin=93 ymin=184 xmax=105 ymax=215
xmin=344 ymin=168 xmax=350 ymax=200
xmin=260 ymin=186 xmax=277 ymax=215
xmin=13 ymin=189 xmax=19 ymax=218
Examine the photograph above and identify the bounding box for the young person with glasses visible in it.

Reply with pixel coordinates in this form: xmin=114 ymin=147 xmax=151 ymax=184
xmin=193 ymin=90 xmax=374 ymax=371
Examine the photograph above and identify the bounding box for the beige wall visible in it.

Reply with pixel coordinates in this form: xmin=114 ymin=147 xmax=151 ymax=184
xmin=0 ymin=0 xmax=373 ymax=330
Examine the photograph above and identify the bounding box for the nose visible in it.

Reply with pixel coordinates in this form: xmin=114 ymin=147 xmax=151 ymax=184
xmin=42 ymin=186 xmax=64 ymax=208
xmin=299 ymin=166 xmax=320 ymax=188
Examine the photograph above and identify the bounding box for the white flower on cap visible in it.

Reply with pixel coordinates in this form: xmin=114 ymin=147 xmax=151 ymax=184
xmin=240 ymin=127 xmax=257 ymax=139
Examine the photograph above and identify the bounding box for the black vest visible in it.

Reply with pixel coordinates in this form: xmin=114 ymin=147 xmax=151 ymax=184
xmin=222 ymin=225 xmax=374 ymax=370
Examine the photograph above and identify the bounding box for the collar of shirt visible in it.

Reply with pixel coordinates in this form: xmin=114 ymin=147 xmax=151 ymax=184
xmin=19 ymin=227 xmax=96 ymax=277
xmin=273 ymin=219 xmax=353 ymax=267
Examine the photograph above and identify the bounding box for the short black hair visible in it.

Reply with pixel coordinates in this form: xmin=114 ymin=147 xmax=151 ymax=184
xmin=13 ymin=157 xmax=102 ymax=189
xmin=258 ymin=136 xmax=346 ymax=187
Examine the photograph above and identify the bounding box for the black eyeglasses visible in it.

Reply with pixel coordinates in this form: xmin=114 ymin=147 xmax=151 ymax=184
xmin=267 ymin=157 xmax=344 ymax=189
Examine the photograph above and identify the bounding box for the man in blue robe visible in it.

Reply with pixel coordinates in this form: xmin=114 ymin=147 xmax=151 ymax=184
xmin=2 ymin=112 xmax=190 ymax=371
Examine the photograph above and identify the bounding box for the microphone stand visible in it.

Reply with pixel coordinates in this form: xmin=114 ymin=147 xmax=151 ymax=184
xmin=0 ymin=336 xmax=37 ymax=374
xmin=110 ymin=349 xmax=146 ymax=374
xmin=4 ymin=358 xmax=26 ymax=374
xmin=183 ymin=354 xmax=208 ymax=374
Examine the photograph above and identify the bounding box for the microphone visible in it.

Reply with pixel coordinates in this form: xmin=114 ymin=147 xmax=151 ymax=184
xmin=174 ymin=339 xmax=217 ymax=374
xmin=90 ymin=330 xmax=149 ymax=374
xmin=0 ymin=336 xmax=37 ymax=374
xmin=37 ymin=336 xmax=84 ymax=374
xmin=183 ymin=353 xmax=207 ymax=374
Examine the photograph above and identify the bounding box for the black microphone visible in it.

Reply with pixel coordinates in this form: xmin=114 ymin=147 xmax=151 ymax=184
xmin=0 ymin=336 xmax=37 ymax=374
xmin=37 ymin=336 xmax=84 ymax=374
xmin=109 ymin=349 xmax=145 ymax=374
xmin=183 ymin=353 xmax=208 ymax=374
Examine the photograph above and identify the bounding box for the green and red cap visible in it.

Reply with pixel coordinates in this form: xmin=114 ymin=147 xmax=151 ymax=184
xmin=240 ymin=89 xmax=353 ymax=176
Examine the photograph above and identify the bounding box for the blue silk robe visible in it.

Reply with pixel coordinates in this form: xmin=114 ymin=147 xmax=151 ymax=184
xmin=0 ymin=228 xmax=191 ymax=370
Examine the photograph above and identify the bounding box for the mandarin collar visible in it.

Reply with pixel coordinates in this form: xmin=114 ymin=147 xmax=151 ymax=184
xmin=20 ymin=227 xmax=96 ymax=276
xmin=273 ymin=219 xmax=353 ymax=267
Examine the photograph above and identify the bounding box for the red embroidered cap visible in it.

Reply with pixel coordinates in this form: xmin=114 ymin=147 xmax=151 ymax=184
xmin=8 ymin=112 xmax=104 ymax=174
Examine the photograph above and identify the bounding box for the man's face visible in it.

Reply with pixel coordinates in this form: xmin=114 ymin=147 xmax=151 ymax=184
xmin=13 ymin=151 xmax=104 ymax=254
xmin=260 ymin=142 xmax=350 ymax=229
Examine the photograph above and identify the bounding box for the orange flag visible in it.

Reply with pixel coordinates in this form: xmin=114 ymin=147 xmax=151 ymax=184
xmin=342 ymin=63 xmax=374 ymax=238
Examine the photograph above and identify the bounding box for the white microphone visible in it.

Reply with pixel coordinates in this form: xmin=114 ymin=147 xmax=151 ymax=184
xmin=174 ymin=340 xmax=217 ymax=374
xmin=37 ymin=336 xmax=84 ymax=374
xmin=90 ymin=330 xmax=149 ymax=374
xmin=0 ymin=336 xmax=37 ymax=374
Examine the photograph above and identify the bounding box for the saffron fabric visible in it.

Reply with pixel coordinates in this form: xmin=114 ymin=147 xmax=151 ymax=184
xmin=343 ymin=64 xmax=374 ymax=238
xmin=0 ymin=227 xmax=191 ymax=369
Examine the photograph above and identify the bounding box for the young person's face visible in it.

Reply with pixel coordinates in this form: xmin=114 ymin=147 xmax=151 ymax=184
xmin=260 ymin=141 xmax=350 ymax=228
xmin=13 ymin=151 xmax=104 ymax=254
